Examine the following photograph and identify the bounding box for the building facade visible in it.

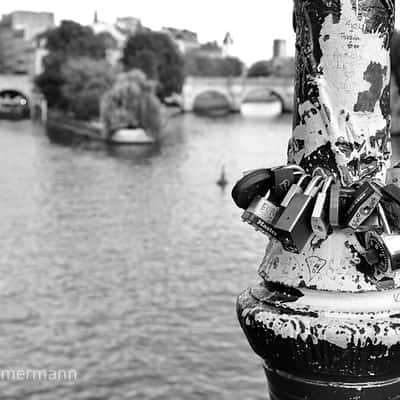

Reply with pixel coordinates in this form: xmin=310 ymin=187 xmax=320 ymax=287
xmin=91 ymin=13 xmax=143 ymax=66
xmin=222 ymin=32 xmax=233 ymax=57
xmin=273 ymin=39 xmax=287 ymax=59
xmin=161 ymin=27 xmax=199 ymax=54
xmin=0 ymin=11 xmax=54 ymax=74
xmin=116 ymin=17 xmax=142 ymax=35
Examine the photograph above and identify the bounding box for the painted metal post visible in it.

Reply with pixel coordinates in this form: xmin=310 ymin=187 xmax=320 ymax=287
xmin=237 ymin=0 xmax=397 ymax=399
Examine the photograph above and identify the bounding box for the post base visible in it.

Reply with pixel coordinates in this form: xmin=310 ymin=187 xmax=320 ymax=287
xmin=265 ymin=366 xmax=400 ymax=400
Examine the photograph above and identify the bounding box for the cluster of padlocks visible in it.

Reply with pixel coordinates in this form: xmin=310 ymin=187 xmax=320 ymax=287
xmin=231 ymin=164 xmax=400 ymax=278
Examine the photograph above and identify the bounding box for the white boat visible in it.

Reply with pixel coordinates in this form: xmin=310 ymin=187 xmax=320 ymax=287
xmin=110 ymin=128 xmax=155 ymax=145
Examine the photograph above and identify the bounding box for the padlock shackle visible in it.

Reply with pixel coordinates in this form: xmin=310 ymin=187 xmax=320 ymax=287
xmin=264 ymin=169 xmax=305 ymax=199
xmin=243 ymin=164 xmax=304 ymax=177
xmin=279 ymin=174 xmax=311 ymax=208
xmin=377 ymin=203 xmax=392 ymax=235
xmin=321 ymin=176 xmax=333 ymax=194
xmin=311 ymin=167 xmax=329 ymax=180
xmin=280 ymin=164 xmax=304 ymax=173
xmin=296 ymin=174 xmax=311 ymax=187
xmin=271 ymin=165 xmax=304 ymax=173
xmin=304 ymin=176 xmax=323 ymax=197
xmin=372 ymin=179 xmax=384 ymax=189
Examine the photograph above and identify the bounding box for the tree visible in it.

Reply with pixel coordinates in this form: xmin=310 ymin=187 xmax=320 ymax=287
xmin=45 ymin=20 xmax=106 ymax=58
xmin=35 ymin=52 xmax=68 ymax=109
xmin=126 ymin=49 xmax=158 ymax=80
xmin=247 ymin=58 xmax=294 ymax=78
xmin=184 ymin=53 xmax=244 ymax=77
xmin=61 ymin=57 xmax=115 ymax=120
xmin=35 ymin=20 xmax=107 ymax=108
xmin=247 ymin=60 xmax=273 ymax=78
xmin=121 ymin=31 xmax=184 ymax=100
xmin=101 ymin=69 xmax=162 ymax=137
xmin=223 ymin=57 xmax=243 ymax=77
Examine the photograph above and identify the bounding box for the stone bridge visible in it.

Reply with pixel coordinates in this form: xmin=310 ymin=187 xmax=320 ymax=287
xmin=0 ymin=74 xmax=46 ymax=119
xmin=182 ymin=76 xmax=294 ymax=113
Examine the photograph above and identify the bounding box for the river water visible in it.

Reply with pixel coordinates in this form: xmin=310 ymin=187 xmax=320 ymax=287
xmin=1 ymin=104 xmax=399 ymax=400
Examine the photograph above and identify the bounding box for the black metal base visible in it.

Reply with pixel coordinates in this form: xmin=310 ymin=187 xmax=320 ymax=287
xmin=265 ymin=366 xmax=400 ymax=400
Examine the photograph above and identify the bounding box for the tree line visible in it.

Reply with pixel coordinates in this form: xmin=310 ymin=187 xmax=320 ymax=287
xmin=35 ymin=20 xmax=245 ymax=121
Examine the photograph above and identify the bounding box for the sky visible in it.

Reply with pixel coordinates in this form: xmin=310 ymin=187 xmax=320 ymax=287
xmin=0 ymin=1 xmax=399 ymax=65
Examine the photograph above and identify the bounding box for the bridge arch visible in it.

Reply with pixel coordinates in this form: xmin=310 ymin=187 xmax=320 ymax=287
xmin=0 ymin=89 xmax=30 ymax=102
xmin=191 ymin=90 xmax=232 ymax=114
xmin=181 ymin=76 xmax=294 ymax=113
xmin=0 ymin=89 xmax=31 ymax=118
xmin=0 ymin=74 xmax=48 ymax=120
xmin=241 ymin=88 xmax=286 ymax=113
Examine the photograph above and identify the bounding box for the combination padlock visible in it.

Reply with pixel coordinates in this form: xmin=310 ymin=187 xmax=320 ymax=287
xmin=274 ymin=176 xmax=324 ymax=253
xmin=329 ymin=184 xmax=354 ymax=228
xmin=242 ymin=174 xmax=310 ymax=238
xmin=366 ymin=204 xmax=400 ymax=274
xmin=231 ymin=165 xmax=303 ymax=210
xmin=241 ymin=193 xmax=280 ymax=237
xmin=345 ymin=181 xmax=382 ymax=230
xmin=311 ymin=176 xmax=333 ymax=239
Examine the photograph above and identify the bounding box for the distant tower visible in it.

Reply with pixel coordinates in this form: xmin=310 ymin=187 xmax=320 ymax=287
xmin=222 ymin=32 xmax=233 ymax=57
xmin=273 ymin=39 xmax=287 ymax=59
xmin=94 ymin=10 xmax=98 ymax=24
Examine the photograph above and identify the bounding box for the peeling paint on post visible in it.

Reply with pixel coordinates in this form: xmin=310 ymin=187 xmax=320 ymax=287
xmin=289 ymin=0 xmax=393 ymax=187
xmin=237 ymin=0 xmax=398 ymax=399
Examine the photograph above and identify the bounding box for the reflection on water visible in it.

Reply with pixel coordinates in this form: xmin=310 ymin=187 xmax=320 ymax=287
xmin=1 ymin=107 xmax=400 ymax=399
xmin=47 ymin=125 xmax=163 ymax=163
xmin=241 ymin=101 xmax=282 ymax=117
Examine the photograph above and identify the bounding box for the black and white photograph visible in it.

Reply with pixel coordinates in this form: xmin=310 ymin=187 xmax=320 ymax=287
xmin=1 ymin=1 xmax=400 ymax=399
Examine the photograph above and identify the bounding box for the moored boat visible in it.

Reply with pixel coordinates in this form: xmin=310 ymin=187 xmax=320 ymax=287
xmin=110 ymin=128 xmax=155 ymax=145
xmin=47 ymin=112 xmax=156 ymax=145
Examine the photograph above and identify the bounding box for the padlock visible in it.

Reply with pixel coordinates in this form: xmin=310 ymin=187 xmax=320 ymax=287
xmin=311 ymin=176 xmax=333 ymax=239
xmin=380 ymin=199 xmax=400 ymax=233
xmin=354 ymin=211 xmax=382 ymax=234
xmin=241 ymin=174 xmax=310 ymax=238
xmin=345 ymin=181 xmax=382 ymax=230
xmin=232 ymin=165 xmax=303 ymax=210
xmin=232 ymin=168 xmax=273 ymax=209
xmin=386 ymin=165 xmax=400 ymax=187
xmin=381 ymin=183 xmax=400 ymax=231
xmin=270 ymin=165 xmax=305 ymax=204
xmin=274 ymin=176 xmax=324 ymax=253
xmin=382 ymin=183 xmax=400 ymax=206
xmin=280 ymin=174 xmax=311 ymax=208
xmin=366 ymin=204 xmax=400 ymax=274
xmin=241 ymin=195 xmax=278 ymax=237
xmin=329 ymin=184 xmax=354 ymax=228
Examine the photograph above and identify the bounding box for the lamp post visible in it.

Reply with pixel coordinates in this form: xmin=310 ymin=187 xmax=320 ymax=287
xmin=237 ymin=0 xmax=397 ymax=399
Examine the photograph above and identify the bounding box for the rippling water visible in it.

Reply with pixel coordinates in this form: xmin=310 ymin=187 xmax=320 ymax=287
xmin=1 ymin=105 xmax=399 ymax=399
